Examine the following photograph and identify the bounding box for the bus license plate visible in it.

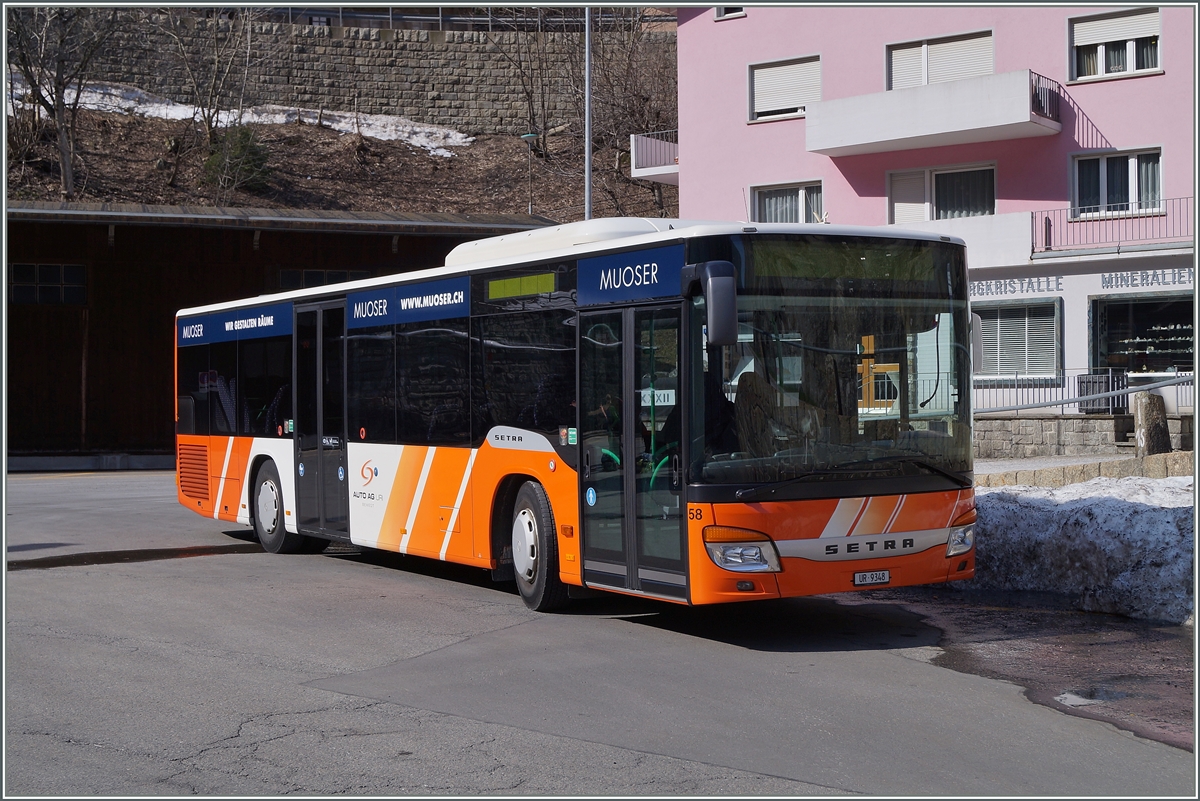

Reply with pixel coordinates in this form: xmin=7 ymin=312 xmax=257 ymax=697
xmin=853 ymin=570 xmax=890 ymax=586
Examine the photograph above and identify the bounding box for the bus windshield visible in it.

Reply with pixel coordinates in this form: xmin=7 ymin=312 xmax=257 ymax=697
xmin=686 ymin=234 xmax=972 ymax=493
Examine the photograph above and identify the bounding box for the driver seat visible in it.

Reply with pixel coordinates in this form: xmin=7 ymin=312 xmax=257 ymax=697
xmin=735 ymin=371 xmax=777 ymax=458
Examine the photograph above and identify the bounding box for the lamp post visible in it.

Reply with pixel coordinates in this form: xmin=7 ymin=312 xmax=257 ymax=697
xmin=520 ymin=133 xmax=538 ymax=215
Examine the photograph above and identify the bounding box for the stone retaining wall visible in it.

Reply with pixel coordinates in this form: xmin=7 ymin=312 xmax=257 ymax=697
xmin=976 ymin=450 xmax=1195 ymax=488
xmin=83 ymin=14 xmax=674 ymax=137
xmin=974 ymin=413 xmax=1193 ymax=458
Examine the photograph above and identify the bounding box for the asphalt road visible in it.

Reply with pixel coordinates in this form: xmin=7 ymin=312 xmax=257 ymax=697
xmin=4 ymin=471 xmax=1195 ymax=796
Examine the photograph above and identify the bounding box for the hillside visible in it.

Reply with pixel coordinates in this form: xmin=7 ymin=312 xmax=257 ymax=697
xmin=5 ymin=107 xmax=679 ymax=223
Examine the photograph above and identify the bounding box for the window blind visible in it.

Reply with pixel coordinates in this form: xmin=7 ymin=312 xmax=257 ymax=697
xmin=976 ymin=304 xmax=1057 ymax=375
xmin=1072 ymin=8 xmax=1159 ymax=47
xmin=752 ymin=58 xmax=821 ymax=117
xmin=890 ymin=171 xmax=927 ymax=224
xmin=927 ymin=32 xmax=993 ymax=84
xmin=888 ymin=43 xmax=924 ymax=90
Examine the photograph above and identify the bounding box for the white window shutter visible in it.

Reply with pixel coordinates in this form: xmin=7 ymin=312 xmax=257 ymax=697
xmin=753 ymin=58 xmax=821 ymax=116
xmin=927 ymin=32 xmax=993 ymax=84
xmin=978 ymin=308 xmax=1000 ymax=374
xmin=997 ymin=307 xmax=1027 ymax=374
xmin=888 ymin=43 xmax=924 ymax=90
xmin=1024 ymin=305 xmax=1057 ymax=374
xmin=1072 ymin=8 xmax=1160 ymax=47
xmin=890 ymin=171 xmax=927 ymax=224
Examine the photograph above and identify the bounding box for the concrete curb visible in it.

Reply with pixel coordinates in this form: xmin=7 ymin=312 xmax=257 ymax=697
xmin=976 ymin=451 xmax=1195 ymax=488
xmin=7 ymin=454 xmax=174 ymax=472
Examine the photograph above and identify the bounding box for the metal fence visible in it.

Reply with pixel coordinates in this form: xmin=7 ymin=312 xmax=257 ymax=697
xmin=1029 ymin=71 xmax=1060 ymax=122
xmin=630 ymin=129 xmax=679 ymax=171
xmin=973 ymin=369 xmax=1195 ymax=415
xmin=1033 ymin=196 xmax=1193 ymax=254
xmin=258 ymin=7 xmax=675 ymax=32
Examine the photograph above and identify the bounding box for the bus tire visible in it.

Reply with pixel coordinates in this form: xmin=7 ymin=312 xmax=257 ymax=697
xmin=511 ymin=481 xmax=569 ymax=612
xmin=253 ymin=461 xmax=306 ymax=554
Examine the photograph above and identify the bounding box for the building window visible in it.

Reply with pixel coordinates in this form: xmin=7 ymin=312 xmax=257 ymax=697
xmin=1070 ymin=8 xmax=1160 ymax=81
xmin=8 ymin=263 xmax=87 ymax=305
xmin=754 ymin=183 xmax=823 ymax=223
xmin=279 ymin=269 xmax=370 ymax=290
xmin=975 ymin=303 xmax=1059 ymax=376
xmin=749 ymin=56 xmax=821 ymax=120
xmin=888 ymin=31 xmax=993 ymax=90
xmin=715 ymin=7 xmax=745 ymax=20
xmin=1074 ymin=150 xmax=1161 ymax=215
xmin=888 ymin=167 xmax=995 ymax=224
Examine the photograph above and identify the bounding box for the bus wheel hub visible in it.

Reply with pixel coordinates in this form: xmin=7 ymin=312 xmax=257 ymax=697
xmin=257 ymin=481 xmax=279 ymax=534
xmin=512 ymin=508 xmax=538 ymax=582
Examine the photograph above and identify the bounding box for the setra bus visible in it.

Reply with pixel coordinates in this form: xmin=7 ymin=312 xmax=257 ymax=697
xmin=175 ymin=218 xmax=978 ymax=610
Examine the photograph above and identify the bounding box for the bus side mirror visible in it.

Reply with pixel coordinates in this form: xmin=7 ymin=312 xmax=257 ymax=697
xmin=683 ymin=261 xmax=738 ymax=347
xmin=971 ymin=312 xmax=984 ymax=369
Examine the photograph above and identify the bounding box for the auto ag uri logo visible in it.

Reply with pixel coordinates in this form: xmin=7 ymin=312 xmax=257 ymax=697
xmin=360 ymin=460 xmax=378 ymax=485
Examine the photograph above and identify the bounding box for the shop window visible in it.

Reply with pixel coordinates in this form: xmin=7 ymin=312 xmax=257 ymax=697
xmin=754 ymin=183 xmax=823 ymax=224
xmin=1094 ymin=297 xmax=1193 ymax=372
xmin=9 ymin=263 xmax=87 ymax=305
xmin=974 ymin=303 xmax=1059 ymax=376
xmin=1074 ymin=150 xmax=1161 ymax=215
xmin=1071 ymin=8 xmax=1160 ymax=81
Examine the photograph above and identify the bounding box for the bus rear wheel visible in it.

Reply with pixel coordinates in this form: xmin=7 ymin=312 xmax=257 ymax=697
xmin=253 ymin=461 xmax=307 ymax=554
xmin=511 ymin=481 xmax=569 ymax=612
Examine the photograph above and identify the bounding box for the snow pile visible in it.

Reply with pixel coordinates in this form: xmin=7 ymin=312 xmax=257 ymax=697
xmin=7 ymin=72 xmax=472 ymax=156
xmin=973 ymin=476 xmax=1194 ymax=624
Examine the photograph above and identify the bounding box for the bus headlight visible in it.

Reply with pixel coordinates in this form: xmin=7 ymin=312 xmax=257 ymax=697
xmin=703 ymin=526 xmax=781 ymax=573
xmin=946 ymin=524 xmax=974 ymax=557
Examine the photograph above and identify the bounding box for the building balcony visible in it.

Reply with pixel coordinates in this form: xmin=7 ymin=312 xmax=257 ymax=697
xmin=806 ymin=70 xmax=1062 ymax=157
xmin=629 ymin=129 xmax=678 ymax=185
xmin=1033 ymin=196 xmax=1194 ymax=257
xmin=890 ymin=197 xmax=1194 ymax=268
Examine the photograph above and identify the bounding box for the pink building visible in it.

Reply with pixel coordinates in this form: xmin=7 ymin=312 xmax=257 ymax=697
xmin=634 ymin=5 xmax=1194 ymax=446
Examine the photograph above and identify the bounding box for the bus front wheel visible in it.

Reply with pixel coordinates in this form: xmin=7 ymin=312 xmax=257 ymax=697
xmin=253 ymin=461 xmax=306 ymax=554
xmin=511 ymin=481 xmax=569 ymax=612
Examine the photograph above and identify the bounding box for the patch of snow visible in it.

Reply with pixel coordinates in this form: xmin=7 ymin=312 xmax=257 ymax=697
xmin=7 ymin=71 xmax=472 ymax=156
xmin=972 ymin=476 xmax=1194 ymax=624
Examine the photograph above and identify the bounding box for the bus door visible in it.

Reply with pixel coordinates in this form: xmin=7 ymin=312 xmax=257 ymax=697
xmin=294 ymin=302 xmax=349 ymax=538
xmin=579 ymin=306 xmax=687 ymax=600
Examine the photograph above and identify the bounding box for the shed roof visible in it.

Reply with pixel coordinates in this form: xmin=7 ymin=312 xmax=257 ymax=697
xmin=5 ymin=201 xmax=556 ymax=236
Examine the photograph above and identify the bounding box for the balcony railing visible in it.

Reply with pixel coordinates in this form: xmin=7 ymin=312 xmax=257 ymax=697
xmin=631 ymin=129 xmax=678 ymax=171
xmin=974 ymin=368 xmax=1195 ymax=415
xmin=1030 ymin=71 xmax=1060 ymax=122
xmin=629 ymin=129 xmax=679 ymax=184
xmin=1033 ymin=196 xmax=1193 ymax=254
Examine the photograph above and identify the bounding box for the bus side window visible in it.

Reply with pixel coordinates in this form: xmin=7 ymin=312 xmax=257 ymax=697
xmin=476 ymin=310 xmax=575 ymax=441
xmin=238 ymin=335 xmax=293 ymax=437
xmin=348 ymin=324 xmax=396 ymax=443
xmin=396 ymin=319 xmax=469 ymax=446
xmin=177 ymin=344 xmax=209 ymax=436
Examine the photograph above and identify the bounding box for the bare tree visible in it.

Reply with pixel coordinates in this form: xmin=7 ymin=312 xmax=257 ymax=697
xmin=7 ymin=7 xmax=120 ymax=199
xmin=564 ymin=7 xmax=678 ymax=217
xmin=147 ymin=8 xmax=267 ymax=148
xmin=486 ymin=8 xmax=678 ymax=218
xmin=488 ymin=7 xmax=578 ymax=154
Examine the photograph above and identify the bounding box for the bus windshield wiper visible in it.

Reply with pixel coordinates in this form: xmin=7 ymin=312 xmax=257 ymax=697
xmin=734 ymin=456 xmax=969 ymax=501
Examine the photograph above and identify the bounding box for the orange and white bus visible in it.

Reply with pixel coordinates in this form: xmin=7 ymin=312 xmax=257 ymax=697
xmin=175 ymin=218 xmax=977 ymax=610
